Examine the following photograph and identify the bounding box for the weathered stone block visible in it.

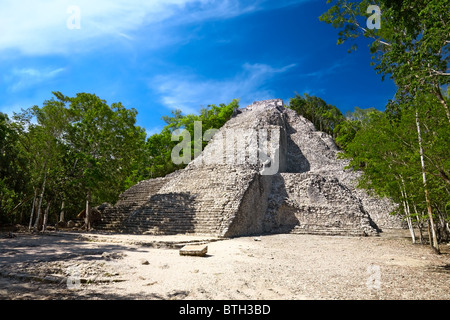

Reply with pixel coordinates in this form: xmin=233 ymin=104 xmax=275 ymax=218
xmin=179 ymin=245 xmax=208 ymax=257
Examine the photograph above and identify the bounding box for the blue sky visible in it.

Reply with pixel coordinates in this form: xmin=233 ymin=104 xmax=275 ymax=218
xmin=0 ymin=0 xmax=397 ymax=135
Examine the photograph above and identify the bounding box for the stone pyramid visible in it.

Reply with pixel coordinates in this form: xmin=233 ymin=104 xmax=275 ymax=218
xmin=98 ymin=99 xmax=403 ymax=237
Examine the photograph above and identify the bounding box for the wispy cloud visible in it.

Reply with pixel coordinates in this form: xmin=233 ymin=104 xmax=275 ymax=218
xmin=302 ymin=62 xmax=345 ymax=79
xmin=150 ymin=62 xmax=297 ymax=114
xmin=3 ymin=67 xmax=65 ymax=92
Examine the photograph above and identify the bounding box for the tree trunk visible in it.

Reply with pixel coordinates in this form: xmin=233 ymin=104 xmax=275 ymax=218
xmin=415 ymin=110 xmax=440 ymax=253
xmin=399 ymin=181 xmax=415 ymax=244
xmin=403 ymin=196 xmax=416 ymax=244
xmin=6 ymin=194 xmax=33 ymax=220
xmin=434 ymin=86 xmax=450 ymax=123
xmin=33 ymin=168 xmax=47 ymax=232
xmin=59 ymin=199 xmax=65 ymax=223
xmin=418 ymin=221 xmax=424 ymax=244
xmin=406 ymin=215 xmax=415 ymax=244
xmin=413 ymin=202 xmax=424 ymax=244
xmin=42 ymin=200 xmax=51 ymax=232
xmin=427 ymin=222 xmax=433 ymax=247
xmin=437 ymin=207 xmax=450 ymax=241
xmin=85 ymin=190 xmax=92 ymax=231
xmin=28 ymin=188 xmax=38 ymax=232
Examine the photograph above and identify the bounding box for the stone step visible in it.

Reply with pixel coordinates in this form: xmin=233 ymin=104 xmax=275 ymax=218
xmin=288 ymin=225 xmax=372 ymax=237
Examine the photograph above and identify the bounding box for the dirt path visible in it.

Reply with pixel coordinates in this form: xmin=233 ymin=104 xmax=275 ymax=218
xmin=0 ymin=230 xmax=449 ymax=300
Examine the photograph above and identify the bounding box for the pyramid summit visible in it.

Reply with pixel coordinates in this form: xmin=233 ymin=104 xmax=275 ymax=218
xmin=97 ymin=99 xmax=403 ymax=237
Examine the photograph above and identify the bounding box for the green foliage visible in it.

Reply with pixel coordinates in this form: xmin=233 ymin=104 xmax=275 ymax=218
xmin=287 ymin=94 xmax=382 ymax=154
xmin=288 ymin=93 xmax=345 ymax=138
xmin=0 ymin=113 xmax=28 ymax=223
xmin=143 ymin=99 xmax=239 ymax=179
xmin=1 ymin=93 xmax=147 ymax=226
xmin=334 ymin=107 xmax=382 ymax=151
xmin=0 ymin=95 xmax=239 ymax=226
xmin=321 ymin=1 xmax=449 ymax=244
xmin=60 ymin=92 xmax=147 ymax=205
xmin=320 ymin=0 xmax=450 ymax=115
xmin=341 ymin=93 xmax=449 ymax=241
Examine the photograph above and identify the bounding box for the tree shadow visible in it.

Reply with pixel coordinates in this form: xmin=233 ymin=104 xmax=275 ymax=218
xmin=0 ymin=233 xmax=147 ymax=265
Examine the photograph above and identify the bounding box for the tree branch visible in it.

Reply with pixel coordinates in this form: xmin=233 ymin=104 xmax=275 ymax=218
xmin=430 ymin=69 xmax=450 ymax=76
xmin=344 ymin=3 xmax=392 ymax=47
xmin=433 ymin=86 xmax=450 ymax=123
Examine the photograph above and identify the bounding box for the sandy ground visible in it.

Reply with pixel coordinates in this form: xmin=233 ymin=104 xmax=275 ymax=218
xmin=0 ymin=229 xmax=449 ymax=300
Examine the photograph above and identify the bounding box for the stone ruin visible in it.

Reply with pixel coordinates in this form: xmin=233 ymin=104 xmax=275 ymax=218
xmin=97 ymin=99 xmax=404 ymax=237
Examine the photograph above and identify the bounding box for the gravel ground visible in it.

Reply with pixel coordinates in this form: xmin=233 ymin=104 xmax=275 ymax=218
xmin=0 ymin=230 xmax=449 ymax=300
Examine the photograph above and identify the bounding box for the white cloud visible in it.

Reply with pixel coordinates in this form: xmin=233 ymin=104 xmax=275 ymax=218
xmin=0 ymin=0 xmax=198 ymax=55
xmin=0 ymin=0 xmax=310 ymax=55
xmin=150 ymin=62 xmax=297 ymax=114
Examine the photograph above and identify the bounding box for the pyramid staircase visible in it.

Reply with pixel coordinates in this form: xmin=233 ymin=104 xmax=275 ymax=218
xmin=96 ymin=99 xmax=402 ymax=237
